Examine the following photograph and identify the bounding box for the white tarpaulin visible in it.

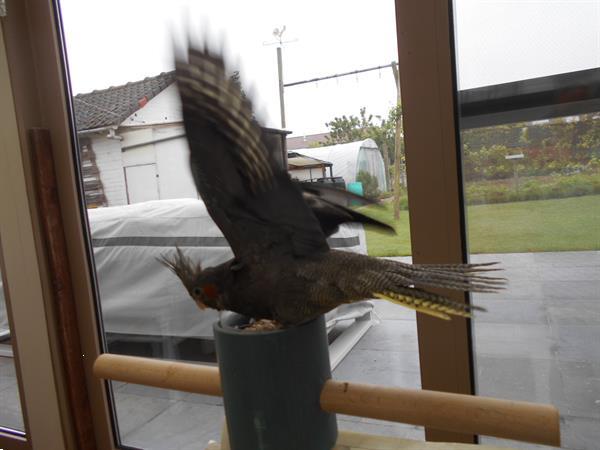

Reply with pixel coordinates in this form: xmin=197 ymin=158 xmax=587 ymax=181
xmin=87 ymin=198 xmax=371 ymax=339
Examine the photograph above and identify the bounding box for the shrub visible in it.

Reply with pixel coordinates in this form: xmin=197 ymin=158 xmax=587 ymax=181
xmin=356 ymin=171 xmax=381 ymax=200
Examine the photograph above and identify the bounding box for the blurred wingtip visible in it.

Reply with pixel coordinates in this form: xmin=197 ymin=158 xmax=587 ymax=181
xmin=364 ymin=220 xmax=396 ymax=235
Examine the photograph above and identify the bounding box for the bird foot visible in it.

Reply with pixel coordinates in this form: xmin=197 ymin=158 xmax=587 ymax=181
xmin=242 ymin=319 xmax=283 ymax=332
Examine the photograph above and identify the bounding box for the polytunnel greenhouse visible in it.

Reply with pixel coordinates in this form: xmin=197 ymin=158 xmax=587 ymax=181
xmin=290 ymin=138 xmax=387 ymax=191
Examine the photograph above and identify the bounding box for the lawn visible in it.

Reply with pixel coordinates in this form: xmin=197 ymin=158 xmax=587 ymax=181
xmin=360 ymin=194 xmax=600 ymax=256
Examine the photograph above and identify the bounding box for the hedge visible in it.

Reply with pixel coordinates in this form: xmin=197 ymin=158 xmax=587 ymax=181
xmin=465 ymin=172 xmax=600 ymax=205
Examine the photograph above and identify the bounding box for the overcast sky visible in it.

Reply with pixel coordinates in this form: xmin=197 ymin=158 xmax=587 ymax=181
xmin=59 ymin=0 xmax=600 ymax=137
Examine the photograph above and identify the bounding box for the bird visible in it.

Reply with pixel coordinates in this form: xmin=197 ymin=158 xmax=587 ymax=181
xmin=161 ymin=43 xmax=505 ymax=326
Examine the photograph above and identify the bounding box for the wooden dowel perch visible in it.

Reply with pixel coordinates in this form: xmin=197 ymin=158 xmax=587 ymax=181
xmin=93 ymin=353 xmax=222 ymax=397
xmin=93 ymin=354 xmax=560 ymax=447
xmin=321 ymin=380 xmax=560 ymax=447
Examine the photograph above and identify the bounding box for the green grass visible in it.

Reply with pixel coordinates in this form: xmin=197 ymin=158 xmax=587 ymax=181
xmin=360 ymin=194 xmax=600 ymax=256
xmin=358 ymin=204 xmax=412 ymax=256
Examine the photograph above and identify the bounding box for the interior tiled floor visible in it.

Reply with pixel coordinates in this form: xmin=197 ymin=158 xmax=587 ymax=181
xmin=470 ymin=252 xmax=600 ymax=450
xmin=0 ymin=355 xmax=24 ymax=431
xmin=0 ymin=251 xmax=598 ymax=449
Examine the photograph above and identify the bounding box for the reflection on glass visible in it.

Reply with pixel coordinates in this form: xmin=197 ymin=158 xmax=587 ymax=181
xmin=59 ymin=0 xmax=420 ymax=445
xmin=0 ymin=261 xmax=25 ymax=432
xmin=461 ymin=114 xmax=600 ymax=449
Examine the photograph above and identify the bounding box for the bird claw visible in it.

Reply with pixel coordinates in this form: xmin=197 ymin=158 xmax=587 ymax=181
xmin=241 ymin=319 xmax=283 ymax=332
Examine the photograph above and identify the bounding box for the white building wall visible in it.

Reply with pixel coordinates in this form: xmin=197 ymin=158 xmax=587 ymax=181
xmin=120 ymin=127 xmax=154 ymax=149
xmin=289 ymin=167 xmax=325 ymax=181
xmin=91 ymin=135 xmax=127 ymax=206
xmin=121 ymin=125 xmax=185 ymax=153
xmin=122 ymin=144 xmax=156 ymax=167
xmin=88 ymin=88 xmax=203 ymax=206
xmin=154 ymin=132 xmax=198 ymax=200
xmin=120 ymin=125 xmax=197 ymax=202
xmin=121 ymin=85 xmax=182 ymax=127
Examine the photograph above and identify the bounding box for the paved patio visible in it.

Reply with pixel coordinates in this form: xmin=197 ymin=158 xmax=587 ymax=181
xmin=0 ymin=251 xmax=598 ymax=449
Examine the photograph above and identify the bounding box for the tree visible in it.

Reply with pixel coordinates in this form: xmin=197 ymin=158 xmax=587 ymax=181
xmin=321 ymin=106 xmax=398 ymax=162
xmin=322 ymin=107 xmax=374 ymax=145
xmin=317 ymin=105 xmax=402 ymax=193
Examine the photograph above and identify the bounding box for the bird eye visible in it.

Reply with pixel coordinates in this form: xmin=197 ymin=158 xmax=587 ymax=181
xmin=192 ymin=286 xmax=202 ymax=297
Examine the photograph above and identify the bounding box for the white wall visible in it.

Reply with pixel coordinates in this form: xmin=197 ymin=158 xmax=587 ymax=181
xmin=121 ymin=85 xmax=182 ymax=127
xmin=154 ymin=129 xmax=198 ymax=200
xmin=91 ymin=135 xmax=127 ymax=206
xmin=124 ymin=164 xmax=159 ymax=203
xmin=122 ymin=143 xmax=155 ymax=166
xmin=88 ymin=87 xmax=201 ymax=206
xmin=120 ymin=127 xmax=154 ymax=149
xmin=289 ymin=167 xmax=325 ymax=181
xmin=119 ymin=125 xmax=197 ymax=203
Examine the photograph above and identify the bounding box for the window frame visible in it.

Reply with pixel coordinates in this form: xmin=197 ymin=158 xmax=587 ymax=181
xmin=10 ymin=0 xmax=588 ymax=447
xmin=1 ymin=4 xmax=75 ymax=449
xmin=459 ymin=67 xmax=600 ymax=129
xmin=394 ymin=0 xmax=476 ymax=443
xmin=1 ymin=0 xmax=114 ymax=448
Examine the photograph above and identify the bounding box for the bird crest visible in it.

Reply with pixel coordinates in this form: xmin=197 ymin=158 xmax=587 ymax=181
xmin=158 ymin=247 xmax=201 ymax=297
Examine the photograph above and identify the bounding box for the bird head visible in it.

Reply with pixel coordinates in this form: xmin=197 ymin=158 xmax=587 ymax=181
xmin=159 ymin=247 xmax=221 ymax=311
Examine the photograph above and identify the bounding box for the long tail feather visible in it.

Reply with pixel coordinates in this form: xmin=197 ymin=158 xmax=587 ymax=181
xmin=381 ymin=259 xmax=506 ymax=293
xmin=374 ymin=292 xmax=453 ymax=320
xmin=373 ymin=287 xmax=486 ymax=320
xmin=348 ymin=256 xmax=503 ymax=320
xmin=412 ymin=262 xmax=503 ymax=272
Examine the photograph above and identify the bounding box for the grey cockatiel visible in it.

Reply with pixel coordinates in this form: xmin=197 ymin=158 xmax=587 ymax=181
xmin=161 ymin=44 xmax=504 ymax=326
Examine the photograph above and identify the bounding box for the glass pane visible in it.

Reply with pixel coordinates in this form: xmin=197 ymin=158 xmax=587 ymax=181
xmin=454 ymin=3 xmax=600 ymax=442
xmin=462 ymin=115 xmax=600 ymax=449
xmin=454 ymin=0 xmax=600 ymax=89
xmin=58 ymin=0 xmax=420 ymax=446
xmin=0 ymin=250 xmax=25 ymax=432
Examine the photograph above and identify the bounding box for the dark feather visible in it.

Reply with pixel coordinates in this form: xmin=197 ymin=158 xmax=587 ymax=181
xmin=168 ymin=43 xmax=503 ymax=326
xmin=300 ymin=183 xmax=379 ymax=207
xmin=176 ymin=47 xmax=329 ymax=260
xmin=301 ymin=190 xmax=395 ymax=236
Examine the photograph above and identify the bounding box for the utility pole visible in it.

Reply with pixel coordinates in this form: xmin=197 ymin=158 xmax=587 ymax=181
xmin=277 ymin=46 xmax=286 ymax=128
xmin=382 ymin=141 xmax=391 ymax=192
xmin=391 ymin=61 xmax=403 ymax=221
xmin=264 ymin=26 xmax=297 ymax=129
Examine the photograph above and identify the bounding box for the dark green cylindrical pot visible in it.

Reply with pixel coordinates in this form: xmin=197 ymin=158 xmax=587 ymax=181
xmin=214 ymin=313 xmax=338 ymax=450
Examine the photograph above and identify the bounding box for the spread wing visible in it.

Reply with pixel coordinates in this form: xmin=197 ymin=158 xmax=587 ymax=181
xmin=300 ymin=186 xmax=395 ymax=237
xmin=176 ymin=45 xmax=329 ymax=260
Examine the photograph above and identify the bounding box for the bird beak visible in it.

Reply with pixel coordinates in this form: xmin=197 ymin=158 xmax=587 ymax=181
xmin=194 ymin=299 xmax=207 ymax=310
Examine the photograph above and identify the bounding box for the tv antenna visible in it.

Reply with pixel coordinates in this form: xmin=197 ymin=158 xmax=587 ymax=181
xmin=263 ymin=26 xmax=297 ymax=129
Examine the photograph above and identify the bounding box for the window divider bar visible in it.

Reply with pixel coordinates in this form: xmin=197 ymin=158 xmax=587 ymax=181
xmin=459 ymin=67 xmax=600 ymax=129
xmin=394 ymin=0 xmax=476 ymax=443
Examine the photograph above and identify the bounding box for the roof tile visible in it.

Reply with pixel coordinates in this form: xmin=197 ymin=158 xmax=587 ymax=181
xmin=73 ymin=71 xmax=175 ymax=131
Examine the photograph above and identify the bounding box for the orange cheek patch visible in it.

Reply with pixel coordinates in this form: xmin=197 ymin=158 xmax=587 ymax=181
xmin=202 ymin=283 xmax=219 ymax=299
